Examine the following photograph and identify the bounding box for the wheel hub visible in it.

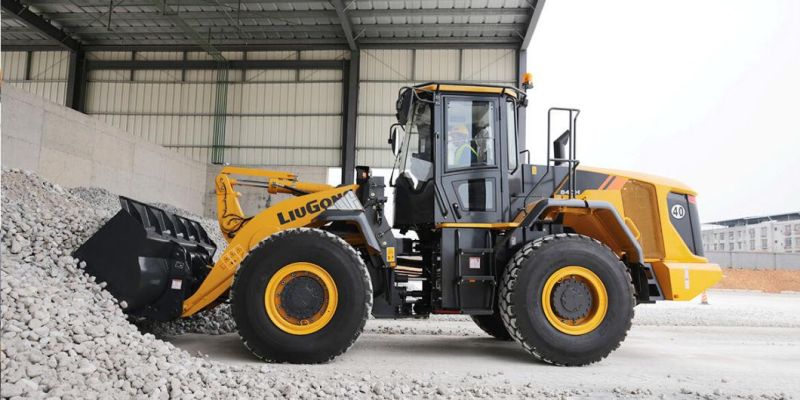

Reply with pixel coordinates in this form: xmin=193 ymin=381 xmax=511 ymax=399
xmin=279 ymin=275 xmax=325 ymax=320
xmin=551 ymin=277 xmax=593 ymax=321
xmin=265 ymin=262 xmax=338 ymax=335
xmin=541 ymin=266 xmax=609 ymax=336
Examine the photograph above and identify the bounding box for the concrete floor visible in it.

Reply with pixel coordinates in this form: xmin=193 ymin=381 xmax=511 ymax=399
xmin=166 ymin=291 xmax=800 ymax=398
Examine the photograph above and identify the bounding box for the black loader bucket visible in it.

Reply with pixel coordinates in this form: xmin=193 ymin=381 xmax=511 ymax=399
xmin=73 ymin=197 xmax=217 ymax=321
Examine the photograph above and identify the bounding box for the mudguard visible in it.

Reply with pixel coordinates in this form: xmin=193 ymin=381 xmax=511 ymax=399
xmin=516 ymin=198 xmax=645 ymax=265
xmin=317 ymin=209 xmax=383 ymax=253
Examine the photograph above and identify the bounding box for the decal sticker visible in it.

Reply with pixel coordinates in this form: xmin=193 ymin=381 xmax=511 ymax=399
xmin=469 ymin=257 xmax=481 ymax=269
xmin=276 ymin=192 xmax=348 ymax=225
xmin=684 ymin=267 xmax=690 ymax=290
xmin=671 ymin=204 xmax=686 ymax=220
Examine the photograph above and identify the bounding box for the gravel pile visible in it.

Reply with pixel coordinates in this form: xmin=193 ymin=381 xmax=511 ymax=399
xmin=0 ymin=169 xmax=595 ymax=399
xmin=136 ymin=303 xmax=237 ymax=337
xmin=0 ymin=170 xmax=260 ymax=398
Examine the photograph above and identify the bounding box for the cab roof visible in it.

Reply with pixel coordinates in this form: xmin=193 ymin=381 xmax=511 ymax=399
xmin=414 ymin=82 xmax=523 ymax=99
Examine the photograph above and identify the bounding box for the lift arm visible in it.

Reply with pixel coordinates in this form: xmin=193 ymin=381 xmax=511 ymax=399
xmin=215 ymin=166 xmax=336 ymax=241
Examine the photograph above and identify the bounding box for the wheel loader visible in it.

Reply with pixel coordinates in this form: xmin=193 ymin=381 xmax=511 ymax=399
xmin=74 ymin=80 xmax=722 ymax=366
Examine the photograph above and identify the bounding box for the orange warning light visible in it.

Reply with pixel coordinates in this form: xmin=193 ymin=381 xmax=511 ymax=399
xmin=522 ymin=72 xmax=534 ymax=89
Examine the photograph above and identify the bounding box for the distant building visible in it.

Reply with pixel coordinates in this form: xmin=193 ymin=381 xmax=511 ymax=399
xmin=702 ymin=213 xmax=800 ymax=253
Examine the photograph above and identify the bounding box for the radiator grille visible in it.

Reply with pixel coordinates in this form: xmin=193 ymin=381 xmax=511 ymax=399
xmin=621 ymin=180 xmax=665 ymax=259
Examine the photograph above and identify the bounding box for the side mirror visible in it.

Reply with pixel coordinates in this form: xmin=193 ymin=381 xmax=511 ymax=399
xmin=388 ymin=124 xmax=404 ymax=156
xmin=395 ymin=88 xmax=413 ymax=125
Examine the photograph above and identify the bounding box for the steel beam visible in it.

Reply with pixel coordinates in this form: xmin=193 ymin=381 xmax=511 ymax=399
xmin=69 ymin=24 xmax=344 ymax=35
xmin=24 ymin=51 xmax=32 ymax=80
xmin=84 ymin=59 xmax=346 ymax=70
xmin=16 ymin=36 xmax=523 ymax=54
xmin=69 ymin=23 xmax=524 ymax=36
xmin=66 ymin=40 xmax=522 ymax=52
xmin=331 ymin=0 xmax=358 ymax=51
xmin=147 ymin=0 xmax=224 ymax=61
xmin=0 ymin=44 xmax=66 ymax=51
xmin=520 ymin=0 xmax=545 ymax=50
xmin=23 ymin=0 xmax=324 ymax=4
xmin=65 ymin=50 xmax=87 ymax=111
xmin=340 ymin=51 xmax=359 ymax=184
xmin=48 ymin=8 xmax=530 ymax=23
xmin=358 ymin=36 xmax=521 ymax=45
xmin=23 ymin=0 xmax=526 ymax=6
xmin=77 ymin=43 xmax=350 ymax=52
xmin=1 ymin=0 xmax=80 ymax=51
xmin=211 ymin=68 xmax=229 ymax=164
xmin=359 ymin=41 xmax=521 ymax=49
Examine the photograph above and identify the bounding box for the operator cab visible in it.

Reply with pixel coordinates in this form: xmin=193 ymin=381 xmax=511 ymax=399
xmin=390 ymin=83 xmax=526 ymax=230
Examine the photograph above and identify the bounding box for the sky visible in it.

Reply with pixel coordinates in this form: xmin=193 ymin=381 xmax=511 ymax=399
xmin=524 ymin=0 xmax=800 ymax=222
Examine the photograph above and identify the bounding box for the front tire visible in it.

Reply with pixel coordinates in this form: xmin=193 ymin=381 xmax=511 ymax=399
xmin=231 ymin=228 xmax=372 ymax=363
xmin=499 ymin=233 xmax=635 ymax=365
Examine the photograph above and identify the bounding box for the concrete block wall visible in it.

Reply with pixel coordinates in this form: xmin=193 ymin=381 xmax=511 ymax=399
xmin=706 ymin=251 xmax=800 ymax=270
xmin=1 ymin=85 xmax=208 ymax=215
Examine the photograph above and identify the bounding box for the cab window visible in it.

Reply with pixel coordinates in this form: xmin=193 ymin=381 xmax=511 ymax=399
xmin=453 ymin=179 xmax=496 ymax=211
xmin=398 ymin=103 xmax=433 ymax=189
xmin=445 ymin=100 xmax=496 ymax=170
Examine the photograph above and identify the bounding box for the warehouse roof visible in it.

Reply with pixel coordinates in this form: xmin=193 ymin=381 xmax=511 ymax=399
xmin=706 ymin=212 xmax=800 ymax=228
xmin=1 ymin=0 xmax=545 ymax=52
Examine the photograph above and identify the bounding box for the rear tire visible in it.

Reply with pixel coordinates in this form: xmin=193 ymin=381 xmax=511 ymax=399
xmin=499 ymin=233 xmax=634 ymax=365
xmin=231 ymin=228 xmax=372 ymax=363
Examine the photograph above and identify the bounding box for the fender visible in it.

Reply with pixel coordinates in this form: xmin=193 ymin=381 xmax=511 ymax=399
xmin=317 ymin=209 xmax=383 ymax=253
xmin=317 ymin=189 xmax=399 ymax=272
xmin=516 ymin=198 xmax=645 ymax=265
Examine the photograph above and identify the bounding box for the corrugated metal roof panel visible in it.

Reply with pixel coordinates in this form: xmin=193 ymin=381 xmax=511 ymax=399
xmin=2 ymin=0 xmax=540 ymax=49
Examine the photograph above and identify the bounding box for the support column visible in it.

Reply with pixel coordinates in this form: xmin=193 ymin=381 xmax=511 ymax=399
xmin=516 ymin=49 xmax=527 ymax=151
xmin=65 ymin=50 xmax=86 ymax=112
xmin=340 ymin=50 xmax=360 ymax=184
xmin=24 ymin=51 xmax=32 ymax=80
xmin=211 ymin=63 xmax=229 ymax=165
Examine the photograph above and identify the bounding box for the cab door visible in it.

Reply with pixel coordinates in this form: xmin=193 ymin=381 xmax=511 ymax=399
xmin=435 ymin=96 xmax=504 ymax=224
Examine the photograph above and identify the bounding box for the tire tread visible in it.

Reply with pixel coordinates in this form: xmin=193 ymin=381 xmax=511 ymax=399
xmin=230 ymin=228 xmax=373 ymax=363
xmin=498 ymin=233 xmax=635 ymax=366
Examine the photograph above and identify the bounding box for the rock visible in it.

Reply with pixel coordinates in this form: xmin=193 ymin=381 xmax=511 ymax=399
xmin=10 ymin=238 xmax=24 ymax=254
xmin=1 ymin=383 xmax=23 ymax=397
xmin=26 ymin=364 xmax=47 ymax=377
xmin=372 ymin=382 xmax=385 ymax=396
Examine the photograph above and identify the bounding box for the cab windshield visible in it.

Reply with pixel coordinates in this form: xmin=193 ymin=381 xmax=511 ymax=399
xmin=395 ymin=101 xmax=433 ymax=189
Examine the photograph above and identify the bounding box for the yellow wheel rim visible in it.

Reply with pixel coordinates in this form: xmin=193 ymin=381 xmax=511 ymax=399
xmin=541 ymin=266 xmax=608 ymax=336
xmin=264 ymin=262 xmax=338 ymax=335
